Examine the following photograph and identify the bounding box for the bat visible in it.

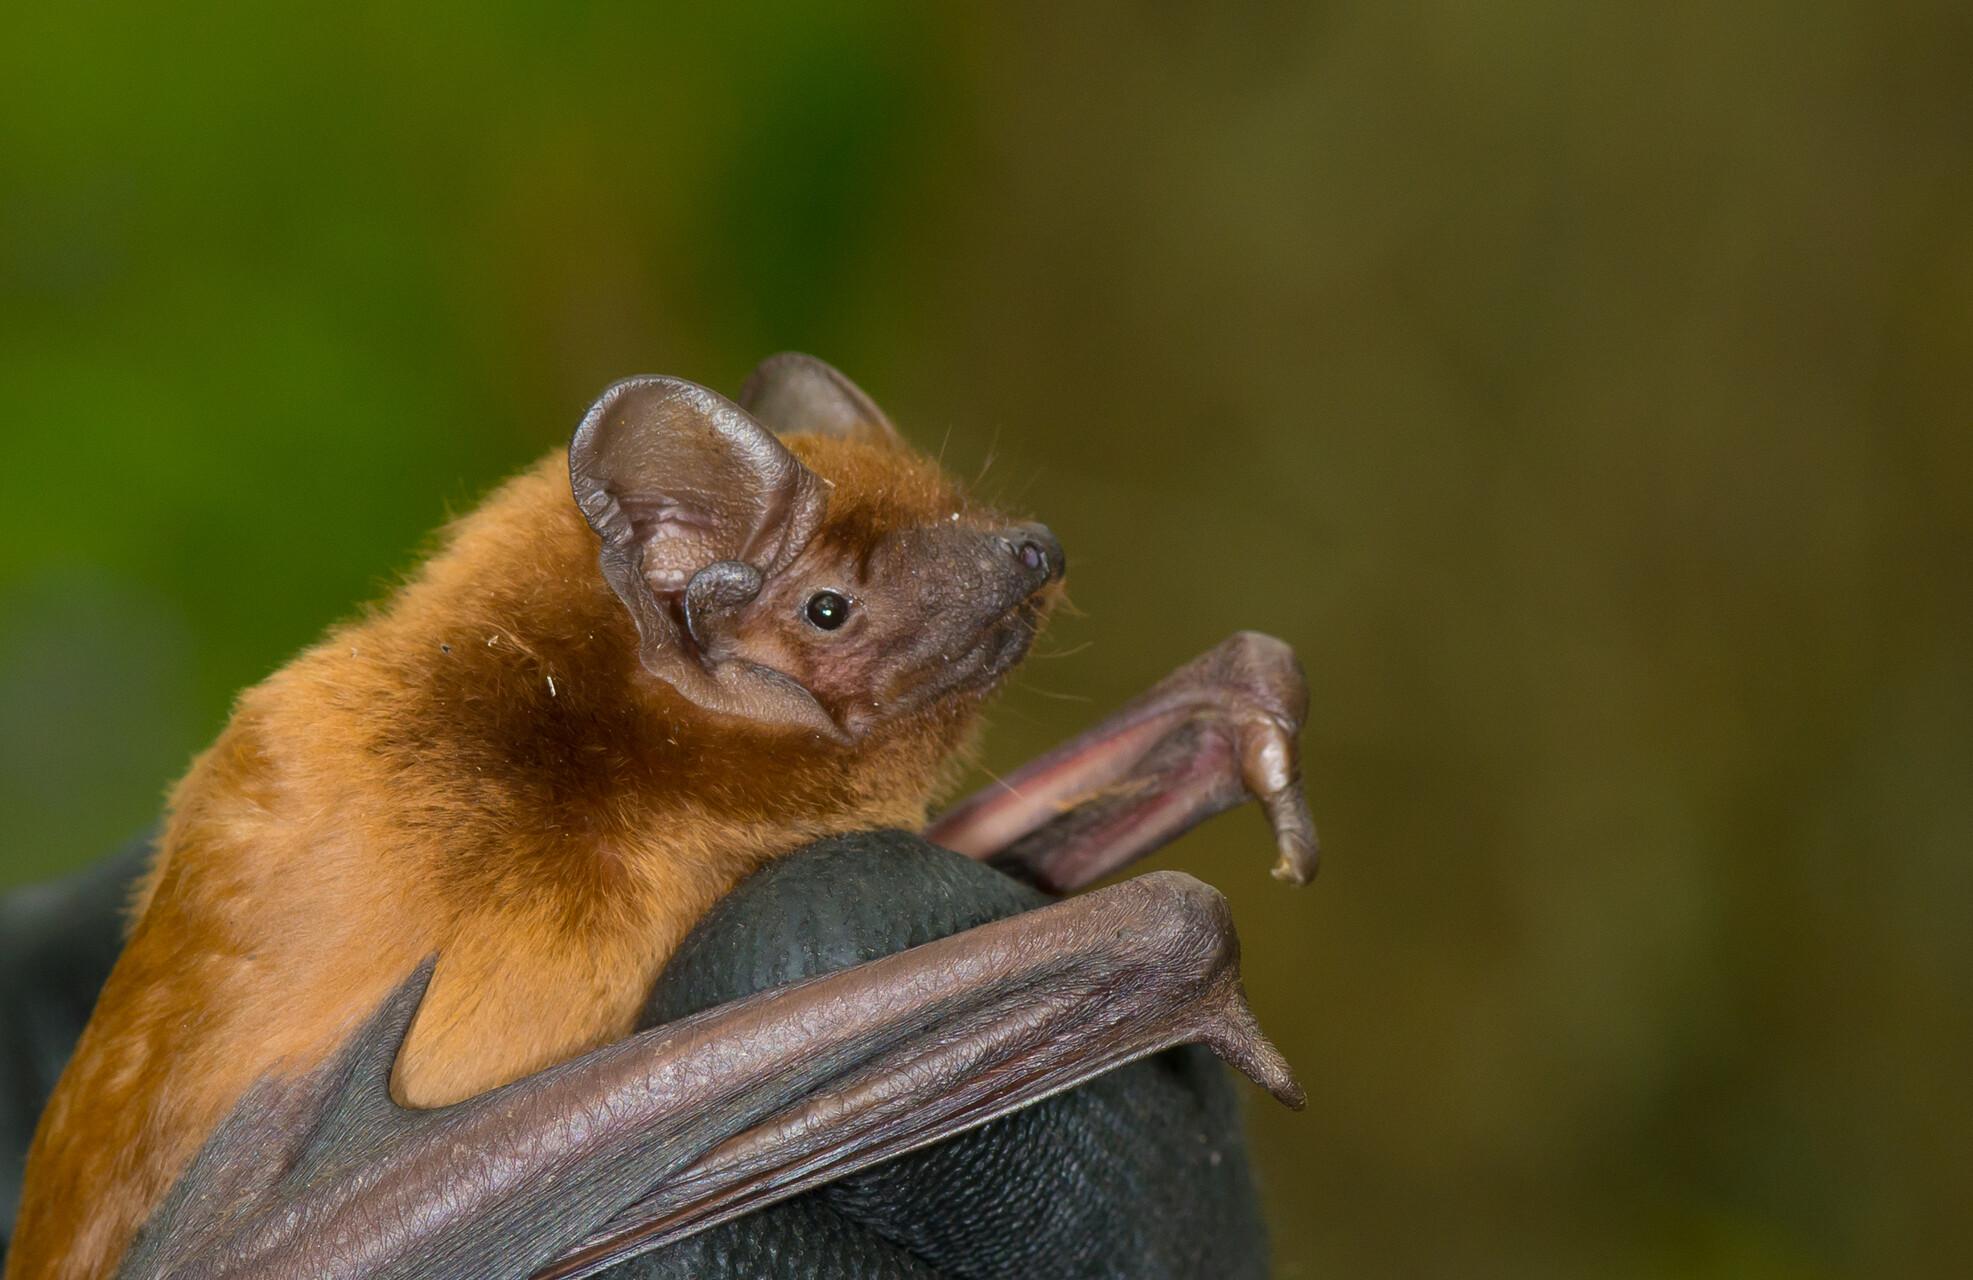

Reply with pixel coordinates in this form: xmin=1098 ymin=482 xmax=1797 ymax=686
xmin=4 ymin=354 xmax=1317 ymax=1279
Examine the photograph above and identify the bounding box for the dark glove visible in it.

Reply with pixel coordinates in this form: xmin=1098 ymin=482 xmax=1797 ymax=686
xmin=618 ymin=830 xmax=1271 ymax=1280
xmin=1 ymin=837 xmax=149 ymax=1253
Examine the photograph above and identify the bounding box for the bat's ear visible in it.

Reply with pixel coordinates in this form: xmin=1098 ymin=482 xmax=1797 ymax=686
xmin=739 ymin=352 xmax=900 ymax=444
xmin=570 ymin=377 xmax=840 ymax=736
xmin=571 ymin=376 xmax=827 ymax=591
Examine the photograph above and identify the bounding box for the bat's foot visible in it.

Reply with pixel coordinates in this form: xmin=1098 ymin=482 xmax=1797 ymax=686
xmin=1214 ymin=631 xmax=1321 ymax=886
xmin=931 ymin=629 xmax=1322 ymax=893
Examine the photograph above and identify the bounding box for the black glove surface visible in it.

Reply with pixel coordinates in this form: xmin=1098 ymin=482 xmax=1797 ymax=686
xmin=619 ymin=831 xmax=1270 ymax=1280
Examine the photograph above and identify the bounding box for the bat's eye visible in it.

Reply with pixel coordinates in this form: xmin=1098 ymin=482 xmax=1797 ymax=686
xmin=804 ymin=590 xmax=852 ymax=631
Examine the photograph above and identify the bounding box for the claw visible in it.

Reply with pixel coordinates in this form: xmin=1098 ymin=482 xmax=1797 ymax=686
xmin=929 ymin=632 xmax=1322 ymax=893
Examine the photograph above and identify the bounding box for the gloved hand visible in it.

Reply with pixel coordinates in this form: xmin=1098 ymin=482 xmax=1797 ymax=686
xmin=620 ymin=830 xmax=1272 ymax=1280
xmin=0 ymin=833 xmax=1273 ymax=1278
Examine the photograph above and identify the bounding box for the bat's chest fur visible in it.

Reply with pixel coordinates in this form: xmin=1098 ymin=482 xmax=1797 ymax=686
xmin=160 ymin=715 xmax=818 ymax=1113
xmin=383 ymin=811 xmax=779 ymax=1109
xmin=11 ymin=742 xmax=823 ymax=1280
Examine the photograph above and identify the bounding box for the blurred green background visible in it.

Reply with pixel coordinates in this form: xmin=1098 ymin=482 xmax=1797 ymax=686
xmin=3 ymin=2 xmax=1968 ymax=1275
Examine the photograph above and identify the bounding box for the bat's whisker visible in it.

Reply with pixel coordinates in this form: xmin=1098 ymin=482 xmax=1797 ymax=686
xmin=1030 ymin=640 xmax=1095 ymax=661
xmin=976 ymin=762 xmax=1029 ymax=800
xmin=1014 ymin=681 xmax=1096 ymax=705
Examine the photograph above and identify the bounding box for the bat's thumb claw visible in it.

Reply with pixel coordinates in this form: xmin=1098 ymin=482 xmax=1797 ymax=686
xmin=1202 ymin=987 xmax=1306 ymax=1110
xmin=1264 ymin=787 xmax=1321 ymax=886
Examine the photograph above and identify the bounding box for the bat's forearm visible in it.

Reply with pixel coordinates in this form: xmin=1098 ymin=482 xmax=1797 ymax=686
xmin=117 ymin=871 xmax=1297 ymax=1280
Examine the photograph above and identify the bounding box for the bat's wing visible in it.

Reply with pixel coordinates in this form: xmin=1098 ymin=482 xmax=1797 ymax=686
xmin=116 ymin=871 xmax=1299 ymax=1280
xmin=927 ymin=632 xmax=1319 ymax=892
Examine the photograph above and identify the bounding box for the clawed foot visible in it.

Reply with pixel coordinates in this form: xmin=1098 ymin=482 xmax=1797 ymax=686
xmin=927 ymin=631 xmax=1319 ymax=893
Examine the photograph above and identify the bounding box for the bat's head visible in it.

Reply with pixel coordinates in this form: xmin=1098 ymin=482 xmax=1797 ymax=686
xmin=570 ymin=354 xmax=1064 ymax=745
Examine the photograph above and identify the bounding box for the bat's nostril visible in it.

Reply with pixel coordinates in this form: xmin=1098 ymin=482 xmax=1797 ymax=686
xmin=1003 ymin=522 xmax=1065 ymax=581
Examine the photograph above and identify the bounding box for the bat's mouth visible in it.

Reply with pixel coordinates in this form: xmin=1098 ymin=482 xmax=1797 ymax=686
xmin=922 ymin=589 xmax=1059 ymax=708
xmin=860 ymin=586 xmax=1055 ymax=726
xmin=977 ymin=600 xmax=1048 ymax=679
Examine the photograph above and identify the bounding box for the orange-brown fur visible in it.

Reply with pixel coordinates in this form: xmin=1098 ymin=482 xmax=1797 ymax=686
xmin=7 ymin=436 xmax=995 ymax=1280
